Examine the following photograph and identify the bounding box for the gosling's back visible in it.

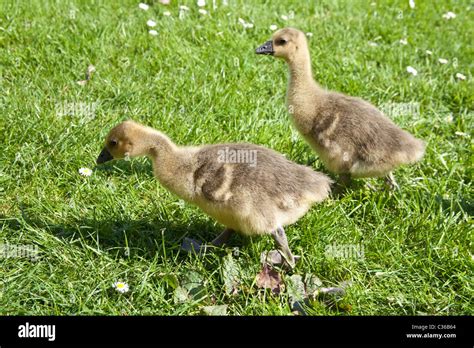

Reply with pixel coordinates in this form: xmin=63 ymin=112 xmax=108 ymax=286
xmin=185 ymin=143 xmax=332 ymax=234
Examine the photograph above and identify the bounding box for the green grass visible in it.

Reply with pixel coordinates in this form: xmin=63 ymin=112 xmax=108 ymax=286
xmin=0 ymin=0 xmax=472 ymax=315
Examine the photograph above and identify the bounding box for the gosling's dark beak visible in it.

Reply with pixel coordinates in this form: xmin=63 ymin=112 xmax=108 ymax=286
xmin=256 ymin=40 xmax=274 ymax=55
xmin=96 ymin=148 xmax=113 ymax=164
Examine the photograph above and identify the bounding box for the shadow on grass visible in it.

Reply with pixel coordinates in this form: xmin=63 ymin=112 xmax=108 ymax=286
xmin=92 ymin=156 xmax=154 ymax=177
xmin=434 ymin=195 xmax=473 ymax=217
xmin=1 ymin=207 xmax=250 ymax=263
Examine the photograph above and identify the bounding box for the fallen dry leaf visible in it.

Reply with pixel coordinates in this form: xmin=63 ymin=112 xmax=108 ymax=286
xmin=286 ymin=274 xmax=308 ymax=315
xmin=260 ymin=250 xmax=301 ymax=269
xmin=201 ymin=305 xmax=228 ymax=316
xmin=173 ymin=270 xmax=208 ymax=304
xmin=319 ymin=287 xmax=346 ymax=297
xmin=304 ymin=273 xmax=323 ymax=298
xmin=222 ymin=253 xmax=241 ymax=295
xmin=256 ymin=264 xmax=283 ymax=294
xmin=76 ymin=64 xmax=96 ymax=85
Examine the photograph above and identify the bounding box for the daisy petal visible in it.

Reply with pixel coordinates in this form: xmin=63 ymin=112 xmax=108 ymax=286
xmin=442 ymin=11 xmax=456 ymax=20
xmin=79 ymin=167 xmax=92 ymax=177
xmin=138 ymin=3 xmax=149 ymax=11
xmin=406 ymin=66 xmax=418 ymax=76
xmin=113 ymin=281 xmax=130 ymax=293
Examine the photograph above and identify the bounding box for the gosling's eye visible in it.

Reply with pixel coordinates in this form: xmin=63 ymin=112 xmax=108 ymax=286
xmin=109 ymin=139 xmax=118 ymax=147
xmin=277 ymin=38 xmax=287 ymax=45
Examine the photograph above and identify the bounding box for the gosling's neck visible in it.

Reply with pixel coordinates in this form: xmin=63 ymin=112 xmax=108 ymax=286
xmin=287 ymin=49 xmax=322 ymax=95
xmin=134 ymin=128 xmax=180 ymax=182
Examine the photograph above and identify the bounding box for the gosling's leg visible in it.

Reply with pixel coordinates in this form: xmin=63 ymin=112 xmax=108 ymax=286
xmin=338 ymin=173 xmax=352 ymax=188
xmin=384 ymin=172 xmax=399 ymax=191
xmin=333 ymin=173 xmax=352 ymax=196
xmin=271 ymin=226 xmax=296 ymax=269
xmin=365 ymin=182 xmax=378 ymax=191
xmin=211 ymin=228 xmax=235 ymax=247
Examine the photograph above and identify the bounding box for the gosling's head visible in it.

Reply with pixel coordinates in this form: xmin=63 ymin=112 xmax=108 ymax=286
xmin=96 ymin=120 xmax=143 ymax=164
xmin=255 ymin=27 xmax=307 ymax=62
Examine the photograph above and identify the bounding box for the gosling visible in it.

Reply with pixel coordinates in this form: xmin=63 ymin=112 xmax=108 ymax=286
xmin=256 ymin=28 xmax=425 ymax=189
xmin=96 ymin=121 xmax=332 ymax=267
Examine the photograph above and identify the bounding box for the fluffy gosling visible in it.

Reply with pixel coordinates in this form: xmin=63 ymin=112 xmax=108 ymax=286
xmin=256 ymin=28 xmax=426 ymax=190
xmin=97 ymin=121 xmax=332 ymax=267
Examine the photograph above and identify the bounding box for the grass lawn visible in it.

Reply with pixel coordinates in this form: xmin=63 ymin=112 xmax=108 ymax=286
xmin=0 ymin=0 xmax=472 ymax=315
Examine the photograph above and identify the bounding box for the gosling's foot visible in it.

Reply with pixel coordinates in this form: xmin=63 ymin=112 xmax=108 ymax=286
xmin=365 ymin=182 xmax=378 ymax=191
xmin=181 ymin=237 xmax=208 ymax=254
xmin=384 ymin=172 xmax=400 ymax=191
xmin=261 ymin=250 xmax=300 ymax=270
xmin=270 ymin=226 xmax=300 ymax=270
xmin=181 ymin=228 xmax=236 ymax=254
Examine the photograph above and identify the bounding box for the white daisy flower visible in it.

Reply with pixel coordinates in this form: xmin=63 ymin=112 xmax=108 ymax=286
xmin=159 ymin=0 xmax=170 ymax=4
xmin=455 ymin=73 xmax=466 ymax=80
xmin=306 ymin=32 xmax=313 ymax=37
xmin=281 ymin=14 xmax=289 ymax=21
xmin=179 ymin=5 xmax=190 ymax=11
xmin=425 ymin=50 xmax=433 ymax=55
xmin=409 ymin=0 xmax=415 ymax=9
xmin=442 ymin=11 xmax=456 ymax=20
xmin=198 ymin=9 xmax=207 ymax=15
xmin=399 ymin=38 xmax=408 ymax=45
xmin=147 ymin=19 xmax=156 ymax=27
xmin=368 ymin=41 xmax=378 ymax=47
xmin=113 ymin=281 xmax=130 ymax=293
xmin=149 ymin=29 xmax=158 ymax=36
xmin=269 ymin=24 xmax=277 ymax=31
xmin=79 ymin=167 xmax=92 ymax=177
xmin=197 ymin=0 xmax=206 ymax=7
xmin=455 ymin=131 xmax=468 ymax=137
xmin=406 ymin=66 xmax=418 ymax=76
xmin=438 ymin=58 xmax=448 ymax=64
xmin=163 ymin=11 xmax=171 ymax=16
xmin=138 ymin=3 xmax=149 ymax=11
